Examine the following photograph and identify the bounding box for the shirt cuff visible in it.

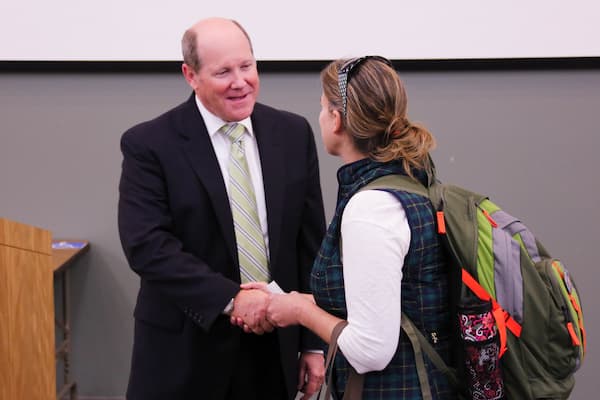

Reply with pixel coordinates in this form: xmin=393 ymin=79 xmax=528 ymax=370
xmin=303 ymin=349 xmax=324 ymax=355
xmin=223 ymin=298 xmax=234 ymax=315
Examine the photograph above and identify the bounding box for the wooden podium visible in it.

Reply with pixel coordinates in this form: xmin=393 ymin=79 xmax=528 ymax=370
xmin=0 ymin=218 xmax=56 ymax=400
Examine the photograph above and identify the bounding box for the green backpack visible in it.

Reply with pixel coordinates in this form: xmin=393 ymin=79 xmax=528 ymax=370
xmin=363 ymin=173 xmax=586 ymax=400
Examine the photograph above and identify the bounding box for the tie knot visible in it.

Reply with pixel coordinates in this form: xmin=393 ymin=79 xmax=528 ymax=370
xmin=222 ymin=123 xmax=246 ymax=143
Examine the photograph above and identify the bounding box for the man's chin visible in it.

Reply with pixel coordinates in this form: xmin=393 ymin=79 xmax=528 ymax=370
xmin=226 ymin=105 xmax=255 ymax=122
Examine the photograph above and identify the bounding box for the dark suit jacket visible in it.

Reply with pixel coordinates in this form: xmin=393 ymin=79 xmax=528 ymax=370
xmin=118 ymin=94 xmax=326 ymax=399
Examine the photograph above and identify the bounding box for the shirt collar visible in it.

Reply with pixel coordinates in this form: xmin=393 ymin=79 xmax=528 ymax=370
xmin=194 ymin=95 xmax=254 ymax=138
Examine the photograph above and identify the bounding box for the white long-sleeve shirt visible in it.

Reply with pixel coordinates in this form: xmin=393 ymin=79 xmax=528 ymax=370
xmin=336 ymin=189 xmax=411 ymax=374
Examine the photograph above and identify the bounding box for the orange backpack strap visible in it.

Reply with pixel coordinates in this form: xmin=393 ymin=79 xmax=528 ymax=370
xmin=461 ymin=269 xmax=522 ymax=358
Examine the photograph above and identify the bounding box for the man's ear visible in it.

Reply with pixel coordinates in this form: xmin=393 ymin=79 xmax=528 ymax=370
xmin=181 ymin=63 xmax=195 ymax=87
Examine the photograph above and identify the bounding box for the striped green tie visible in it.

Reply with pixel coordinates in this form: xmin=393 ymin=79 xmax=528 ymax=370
xmin=222 ymin=123 xmax=270 ymax=283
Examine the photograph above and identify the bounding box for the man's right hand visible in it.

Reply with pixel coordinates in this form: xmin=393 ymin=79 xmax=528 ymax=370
xmin=230 ymin=289 xmax=274 ymax=335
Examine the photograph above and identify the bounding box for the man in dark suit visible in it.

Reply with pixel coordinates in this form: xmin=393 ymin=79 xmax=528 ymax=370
xmin=118 ymin=17 xmax=326 ymax=400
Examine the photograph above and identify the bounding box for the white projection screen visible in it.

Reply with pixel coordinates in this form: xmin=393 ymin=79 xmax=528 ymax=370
xmin=2 ymin=0 xmax=600 ymax=62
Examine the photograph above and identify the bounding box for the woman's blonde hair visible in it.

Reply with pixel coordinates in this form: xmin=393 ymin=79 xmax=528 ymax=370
xmin=320 ymin=57 xmax=436 ymax=176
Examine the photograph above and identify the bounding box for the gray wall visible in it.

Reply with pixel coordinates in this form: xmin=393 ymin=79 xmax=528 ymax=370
xmin=1 ymin=68 xmax=598 ymax=399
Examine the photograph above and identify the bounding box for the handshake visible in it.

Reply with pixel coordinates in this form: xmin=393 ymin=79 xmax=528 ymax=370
xmin=229 ymin=281 xmax=314 ymax=335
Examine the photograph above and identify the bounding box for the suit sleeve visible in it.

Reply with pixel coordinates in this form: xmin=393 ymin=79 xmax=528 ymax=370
xmin=118 ymin=128 xmax=239 ymax=331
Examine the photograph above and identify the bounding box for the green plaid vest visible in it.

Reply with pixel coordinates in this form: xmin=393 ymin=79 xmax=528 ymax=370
xmin=311 ymin=158 xmax=456 ymax=400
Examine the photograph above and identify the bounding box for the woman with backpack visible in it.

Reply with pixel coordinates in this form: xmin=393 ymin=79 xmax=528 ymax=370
xmin=238 ymin=56 xmax=457 ymax=399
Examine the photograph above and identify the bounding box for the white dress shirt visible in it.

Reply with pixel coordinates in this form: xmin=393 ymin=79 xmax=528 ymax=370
xmin=195 ymin=96 xmax=270 ymax=254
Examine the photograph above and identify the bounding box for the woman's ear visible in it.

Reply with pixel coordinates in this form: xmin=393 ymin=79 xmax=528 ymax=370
xmin=332 ymin=109 xmax=343 ymax=135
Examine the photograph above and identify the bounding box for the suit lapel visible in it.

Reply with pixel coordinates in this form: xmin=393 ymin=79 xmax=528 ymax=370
xmin=177 ymin=95 xmax=237 ymax=261
xmin=252 ymin=107 xmax=285 ymax=273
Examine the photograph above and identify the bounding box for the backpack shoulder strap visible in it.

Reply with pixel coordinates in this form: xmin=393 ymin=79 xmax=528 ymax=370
xmin=360 ymin=174 xmax=430 ymax=198
xmin=359 ymin=174 xmax=451 ymax=215
xmin=402 ymin=313 xmax=460 ymax=392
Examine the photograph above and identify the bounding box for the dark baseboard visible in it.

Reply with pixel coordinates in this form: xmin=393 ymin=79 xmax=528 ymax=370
xmin=78 ymin=397 xmax=125 ymax=400
xmin=1 ymin=57 xmax=600 ymax=73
